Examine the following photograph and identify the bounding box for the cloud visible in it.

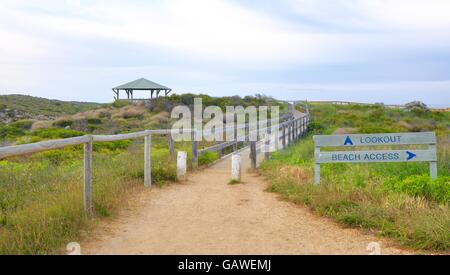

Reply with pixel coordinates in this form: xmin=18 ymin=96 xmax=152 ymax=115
xmin=0 ymin=0 xmax=341 ymax=68
xmin=286 ymin=0 xmax=450 ymax=31
xmin=2 ymin=0 xmax=450 ymax=69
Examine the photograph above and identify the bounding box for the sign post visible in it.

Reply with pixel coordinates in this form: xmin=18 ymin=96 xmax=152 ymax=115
xmin=313 ymin=132 xmax=438 ymax=184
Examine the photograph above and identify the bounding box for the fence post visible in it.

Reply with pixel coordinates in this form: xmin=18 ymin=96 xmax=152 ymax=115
xmin=282 ymin=125 xmax=286 ymax=149
xmin=265 ymin=125 xmax=272 ymax=160
xmin=217 ymin=141 xmax=223 ymax=158
xmin=295 ymin=120 xmax=299 ymax=141
xmin=429 ymin=144 xmax=438 ymax=180
xmin=303 ymin=117 xmax=306 ymax=136
xmin=287 ymin=122 xmax=292 ymax=146
xmin=299 ymin=118 xmax=303 ymax=138
xmin=264 ymin=136 xmax=271 ymax=160
xmin=191 ymin=130 xmax=198 ymax=168
xmin=245 ymin=122 xmax=249 ymax=145
xmin=84 ymin=136 xmax=93 ymax=216
xmin=177 ymin=151 xmax=187 ymax=181
xmin=167 ymin=134 xmax=175 ymax=160
xmin=314 ymin=145 xmax=321 ymax=185
xmin=250 ymin=141 xmax=257 ymax=169
xmin=293 ymin=121 xmax=297 ymax=141
xmin=292 ymin=120 xmax=295 ymax=142
xmin=231 ymin=153 xmax=242 ymax=182
xmin=233 ymin=122 xmax=238 ymax=152
xmin=144 ymin=134 xmax=152 ymax=187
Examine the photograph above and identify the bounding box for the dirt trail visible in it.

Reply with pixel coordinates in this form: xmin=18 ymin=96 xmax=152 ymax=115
xmin=81 ymin=148 xmax=411 ymax=255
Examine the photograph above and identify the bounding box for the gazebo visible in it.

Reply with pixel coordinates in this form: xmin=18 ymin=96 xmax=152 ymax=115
xmin=112 ymin=78 xmax=172 ymax=100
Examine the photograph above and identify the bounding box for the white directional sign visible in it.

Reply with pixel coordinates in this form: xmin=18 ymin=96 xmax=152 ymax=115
xmin=316 ymin=149 xmax=436 ymax=164
xmin=313 ymin=132 xmax=438 ymax=184
xmin=313 ymin=132 xmax=436 ymax=147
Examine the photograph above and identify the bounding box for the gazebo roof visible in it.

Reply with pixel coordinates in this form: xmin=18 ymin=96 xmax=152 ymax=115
xmin=113 ymin=78 xmax=171 ymax=91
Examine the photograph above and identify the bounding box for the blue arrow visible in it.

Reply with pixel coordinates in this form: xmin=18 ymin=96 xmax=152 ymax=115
xmin=406 ymin=151 xmax=417 ymax=161
xmin=344 ymin=136 xmax=353 ymax=146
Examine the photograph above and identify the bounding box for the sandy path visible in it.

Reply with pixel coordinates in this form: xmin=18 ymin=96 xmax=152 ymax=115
xmin=81 ymin=148 xmax=411 ymax=255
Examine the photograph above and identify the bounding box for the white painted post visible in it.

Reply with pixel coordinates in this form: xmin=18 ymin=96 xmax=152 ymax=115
xmin=429 ymin=144 xmax=438 ymax=180
xmin=314 ymin=145 xmax=321 ymax=185
xmin=84 ymin=137 xmax=93 ymax=216
xmin=177 ymin=151 xmax=187 ymax=181
xmin=144 ymin=135 xmax=152 ymax=187
xmin=231 ymin=153 xmax=242 ymax=182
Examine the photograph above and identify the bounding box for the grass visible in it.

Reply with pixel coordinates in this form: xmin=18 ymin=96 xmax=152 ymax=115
xmin=198 ymin=151 xmax=220 ymax=166
xmin=259 ymin=103 xmax=450 ymax=252
xmin=228 ymin=179 xmax=241 ymax=185
xmin=0 ymin=94 xmax=102 ymax=119
xmin=0 ymin=133 xmax=223 ymax=254
xmin=0 ymin=141 xmax=181 ymax=254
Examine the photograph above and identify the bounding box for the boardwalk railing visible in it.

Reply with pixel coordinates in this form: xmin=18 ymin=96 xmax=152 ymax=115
xmin=0 ymin=108 xmax=310 ymax=216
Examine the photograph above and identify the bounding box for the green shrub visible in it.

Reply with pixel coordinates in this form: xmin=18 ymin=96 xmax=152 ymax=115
xmin=198 ymin=151 xmax=219 ymax=166
xmin=31 ymin=148 xmax=81 ymax=165
xmin=307 ymin=121 xmax=326 ymax=134
xmin=384 ymin=175 xmax=450 ymax=204
xmin=87 ymin=118 xmax=102 ymax=124
xmin=14 ymin=136 xmax=43 ymax=145
xmin=112 ymin=100 xmax=130 ymax=108
xmin=11 ymin=120 xmax=34 ymax=130
xmin=53 ymin=119 xmax=74 ymax=128
xmin=98 ymin=111 xmax=111 ymax=119
xmin=358 ymin=125 xmax=394 ymax=134
xmin=93 ymin=140 xmax=132 ymax=152
xmin=151 ymin=162 xmax=177 ymax=184
xmin=0 ymin=125 xmax=24 ymax=140
xmin=32 ymin=128 xmax=85 ymax=139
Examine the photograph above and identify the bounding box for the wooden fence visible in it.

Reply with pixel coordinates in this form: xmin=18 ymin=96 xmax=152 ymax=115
xmin=0 ymin=111 xmax=310 ymax=216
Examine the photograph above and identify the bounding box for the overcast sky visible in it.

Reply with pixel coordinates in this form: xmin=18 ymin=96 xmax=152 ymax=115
xmin=1 ymin=0 xmax=450 ymax=106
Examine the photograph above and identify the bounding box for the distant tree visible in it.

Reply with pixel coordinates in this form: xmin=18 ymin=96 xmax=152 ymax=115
xmin=405 ymin=101 xmax=430 ymax=116
xmin=405 ymin=101 xmax=429 ymax=111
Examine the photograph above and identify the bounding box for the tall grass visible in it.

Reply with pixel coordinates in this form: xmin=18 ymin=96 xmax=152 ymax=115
xmin=0 ymin=143 xmax=177 ymax=254
xmin=260 ymin=104 xmax=450 ymax=252
xmin=261 ymin=137 xmax=449 ymax=251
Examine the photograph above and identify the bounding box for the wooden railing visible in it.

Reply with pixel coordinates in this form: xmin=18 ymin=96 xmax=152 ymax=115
xmin=0 ymin=108 xmax=310 ymax=216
